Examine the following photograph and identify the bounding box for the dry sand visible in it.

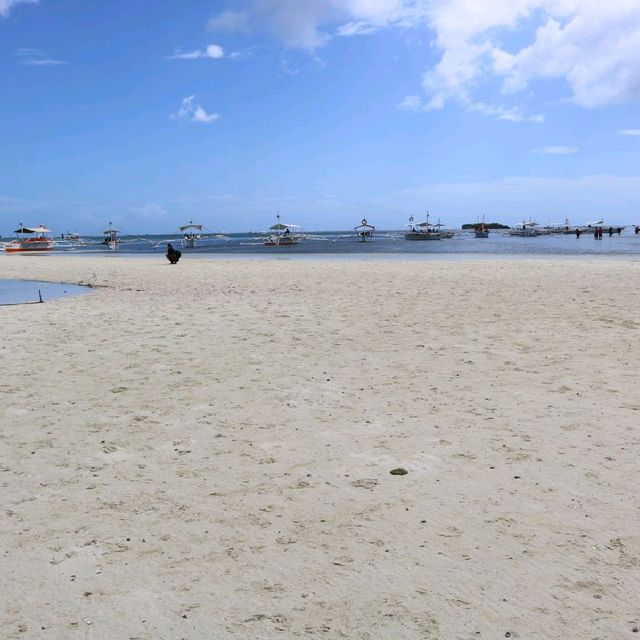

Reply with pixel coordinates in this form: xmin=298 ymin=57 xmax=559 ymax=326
xmin=1 ymin=254 xmax=639 ymax=639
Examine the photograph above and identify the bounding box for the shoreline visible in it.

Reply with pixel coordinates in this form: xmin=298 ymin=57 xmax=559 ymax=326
xmin=2 ymin=250 xmax=640 ymax=267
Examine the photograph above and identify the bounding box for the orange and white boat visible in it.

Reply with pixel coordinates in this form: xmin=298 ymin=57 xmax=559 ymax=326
xmin=4 ymin=224 xmax=55 ymax=253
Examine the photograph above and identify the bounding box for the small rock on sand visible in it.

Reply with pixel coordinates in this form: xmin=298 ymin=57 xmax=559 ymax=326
xmin=390 ymin=468 xmax=408 ymax=476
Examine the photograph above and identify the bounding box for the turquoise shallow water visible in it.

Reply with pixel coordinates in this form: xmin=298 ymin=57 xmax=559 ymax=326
xmin=0 ymin=280 xmax=92 ymax=305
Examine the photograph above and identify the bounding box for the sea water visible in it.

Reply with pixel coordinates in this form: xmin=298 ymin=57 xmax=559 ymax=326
xmin=3 ymin=229 xmax=640 ymax=257
xmin=0 ymin=280 xmax=92 ymax=305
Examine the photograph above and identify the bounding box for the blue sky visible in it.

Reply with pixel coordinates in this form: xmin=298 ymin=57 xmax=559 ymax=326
xmin=1 ymin=0 xmax=639 ymax=233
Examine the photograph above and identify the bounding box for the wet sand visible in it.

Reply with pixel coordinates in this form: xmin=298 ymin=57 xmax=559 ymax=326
xmin=1 ymin=255 xmax=640 ymax=639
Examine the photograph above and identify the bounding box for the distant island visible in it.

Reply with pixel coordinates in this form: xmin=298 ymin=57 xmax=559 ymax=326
xmin=461 ymin=222 xmax=510 ymax=229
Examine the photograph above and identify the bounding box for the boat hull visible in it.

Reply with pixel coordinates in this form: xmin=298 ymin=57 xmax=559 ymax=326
xmin=263 ymin=235 xmax=302 ymax=246
xmin=5 ymin=240 xmax=54 ymax=253
xmin=404 ymin=232 xmax=441 ymax=240
xmin=509 ymin=230 xmax=539 ymax=237
xmin=181 ymin=234 xmax=200 ymax=248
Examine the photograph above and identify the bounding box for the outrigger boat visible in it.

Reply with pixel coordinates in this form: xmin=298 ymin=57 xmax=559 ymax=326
xmin=354 ymin=218 xmax=375 ymax=242
xmin=473 ymin=215 xmax=489 ymax=238
xmin=474 ymin=223 xmax=489 ymax=238
xmin=60 ymin=231 xmax=82 ymax=241
xmin=180 ymin=221 xmax=203 ymax=248
xmin=4 ymin=224 xmax=55 ymax=253
xmin=263 ymin=215 xmax=303 ymax=246
xmin=509 ymin=221 xmax=540 ymax=237
xmin=102 ymin=221 xmax=119 ymax=250
xmin=547 ymin=218 xmax=613 ymax=235
xmin=540 ymin=217 xmax=569 ymax=234
xmin=404 ymin=214 xmax=442 ymax=240
xmin=433 ymin=219 xmax=455 ymax=239
xmin=578 ymin=219 xmax=625 ymax=235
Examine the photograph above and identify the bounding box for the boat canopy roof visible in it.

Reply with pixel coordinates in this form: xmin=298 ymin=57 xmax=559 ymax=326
xmin=103 ymin=228 xmax=118 ymax=234
xmin=270 ymin=223 xmax=300 ymax=230
xmin=585 ymin=219 xmax=603 ymax=226
xmin=406 ymin=221 xmax=432 ymax=228
xmin=15 ymin=225 xmax=51 ymax=234
xmin=180 ymin=223 xmax=203 ymax=231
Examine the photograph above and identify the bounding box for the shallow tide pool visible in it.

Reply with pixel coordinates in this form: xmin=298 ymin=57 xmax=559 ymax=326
xmin=0 ymin=279 xmax=92 ymax=305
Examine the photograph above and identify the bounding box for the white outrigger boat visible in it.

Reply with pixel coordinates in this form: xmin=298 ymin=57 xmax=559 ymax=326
xmin=580 ymin=219 xmax=624 ymax=235
xmin=354 ymin=218 xmax=375 ymax=242
xmin=404 ymin=214 xmax=442 ymax=240
xmin=60 ymin=231 xmax=82 ymax=241
xmin=539 ymin=217 xmax=570 ymax=234
xmin=180 ymin=221 xmax=203 ymax=248
xmin=263 ymin=215 xmax=303 ymax=246
xmin=102 ymin=221 xmax=119 ymax=250
xmin=509 ymin=221 xmax=540 ymax=237
xmin=546 ymin=218 xmax=606 ymax=235
xmin=433 ymin=218 xmax=455 ymax=239
xmin=4 ymin=224 xmax=55 ymax=253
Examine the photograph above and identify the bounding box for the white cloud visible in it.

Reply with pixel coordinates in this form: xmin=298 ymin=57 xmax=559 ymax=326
xmin=500 ymin=6 xmax=640 ymax=108
xmin=168 ymin=50 xmax=201 ymax=60
xmin=424 ymin=1 xmax=640 ymax=112
xmin=397 ymin=93 xmax=543 ymax=123
xmin=0 ymin=0 xmax=36 ymax=17
xmin=192 ymin=106 xmax=220 ymax=123
xmin=208 ymin=9 xmax=250 ymax=32
xmin=228 ymin=47 xmax=257 ymax=61
xmin=397 ymin=94 xmax=424 ymax=112
xmin=255 ymin=0 xmax=334 ymax=49
xmin=205 ymin=44 xmax=225 ymax=59
xmin=619 ymin=129 xmax=640 ymax=136
xmin=535 ymin=146 xmax=578 ymax=154
xmin=207 ymin=1 xmax=640 ymax=119
xmin=17 ymin=48 xmax=67 ymax=65
xmin=336 ymin=21 xmax=378 ymax=36
xmin=208 ymin=0 xmax=428 ymax=49
xmin=22 ymin=57 xmax=67 ymax=65
xmin=129 ymin=203 xmax=167 ymax=218
xmin=204 ymin=1 xmax=545 ymax=121
xmin=168 ymin=44 xmax=224 ymax=60
xmin=467 ymin=100 xmax=543 ymax=123
xmin=173 ymin=96 xmax=220 ymax=124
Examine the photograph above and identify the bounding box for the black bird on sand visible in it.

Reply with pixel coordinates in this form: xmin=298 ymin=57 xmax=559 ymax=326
xmin=166 ymin=243 xmax=181 ymax=264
